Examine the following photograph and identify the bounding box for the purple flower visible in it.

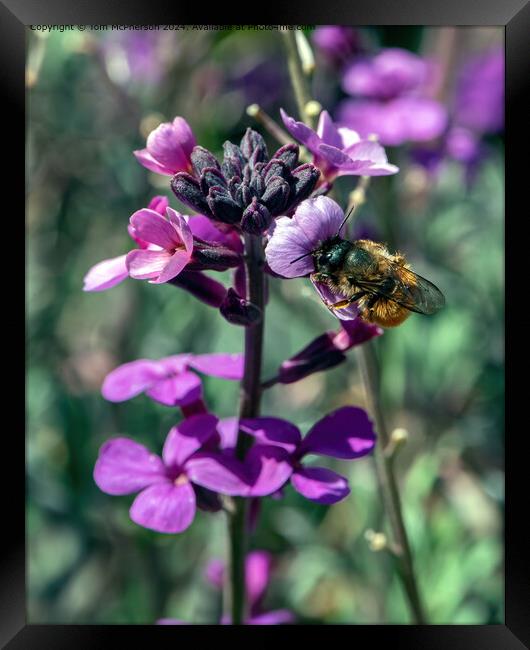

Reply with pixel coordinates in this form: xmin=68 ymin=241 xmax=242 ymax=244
xmin=337 ymin=97 xmax=448 ymax=147
xmin=312 ymin=26 xmax=361 ymax=67
xmin=337 ymin=48 xmax=447 ymax=146
xmin=134 ymin=116 xmax=196 ymax=176
xmin=240 ymin=406 xmax=376 ymax=504
xmin=206 ymin=551 xmax=295 ymax=625
xmin=94 ymin=415 xmax=249 ymax=533
xmin=101 ymin=353 xmax=244 ymax=407
xmin=280 ymin=108 xmax=398 ymax=183
xmin=83 ymin=196 xmax=169 ymax=292
xmin=265 ymin=196 xmax=359 ymax=320
xmin=264 ymin=319 xmax=382 ymax=387
xmin=454 ymin=46 xmax=504 ymax=135
xmin=342 ymin=48 xmax=432 ymax=101
xmin=125 ymin=207 xmax=194 ymax=284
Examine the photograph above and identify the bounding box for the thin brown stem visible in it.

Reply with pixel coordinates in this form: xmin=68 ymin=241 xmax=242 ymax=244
xmin=357 ymin=342 xmax=427 ymax=624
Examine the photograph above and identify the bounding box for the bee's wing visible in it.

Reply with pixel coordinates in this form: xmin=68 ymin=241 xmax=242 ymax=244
xmin=356 ymin=264 xmax=445 ymax=315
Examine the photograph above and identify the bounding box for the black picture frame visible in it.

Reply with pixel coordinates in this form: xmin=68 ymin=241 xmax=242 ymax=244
xmin=9 ymin=0 xmax=526 ymax=646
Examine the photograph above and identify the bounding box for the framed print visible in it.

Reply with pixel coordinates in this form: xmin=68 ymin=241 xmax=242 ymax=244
xmin=7 ymin=0 xmax=527 ymax=646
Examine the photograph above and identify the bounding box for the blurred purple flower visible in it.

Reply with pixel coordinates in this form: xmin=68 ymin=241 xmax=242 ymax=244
xmin=265 ymin=196 xmax=359 ymax=320
xmin=264 ymin=319 xmax=382 ymax=387
xmin=312 ymin=26 xmax=361 ymax=67
xmin=83 ymin=195 xmax=168 ymax=292
xmin=240 ymin=406 xmax=376 ymax=504
xmin=337 ymin=48 xmax=447 ymax=146
xmin=101 ymin=353 xmax=244 ymax=407
xmin=206 ymin=551 xmax=295 ymax=625
xmin=134 ymin=116 xmax=196 ymax=176
xmin=280 ymin=108 xmax=398 ymax=183
xmin=228 ymin=58 xmax=287 ymax=108
xmin=454 ymin=46 xmax=504 ymax=135
xmin=94 ymin=415 xmax=249 ymax=533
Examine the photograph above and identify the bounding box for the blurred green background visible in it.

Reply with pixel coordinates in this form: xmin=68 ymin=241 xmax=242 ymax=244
xmin=27 ymin=26 xmax=504 ymax=624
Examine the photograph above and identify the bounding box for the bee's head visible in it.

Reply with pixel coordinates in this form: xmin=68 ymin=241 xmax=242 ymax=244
xmin=313 ymin=238 xmax=351 ymax=276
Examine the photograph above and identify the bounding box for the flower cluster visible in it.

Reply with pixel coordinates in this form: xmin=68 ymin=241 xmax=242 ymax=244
xmin=95 ymin=405 xmax=376 ymax=534
xmin=171 ymin=128 xmax=321 ymax=235
xmin=337 ymin=48 xmax=448 ymax=146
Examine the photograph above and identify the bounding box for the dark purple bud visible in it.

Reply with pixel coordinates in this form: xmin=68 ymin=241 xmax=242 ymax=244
xmin=261 ymin=176 xmax=290 ymax=215
xmin=263 ymin=333 xmax=346 ymax=388
xmin=249 ymin=144 xmax=268 ymax=168
xmin=168 ymin=270 xmax=227 ymax=308
xmin=171 ymin=172 xmax=212 ymax=216
xmin=228 ymin=176 xmax=242 ymax=203
xmin=249 ymin=163 xmax=266 ymax=197
xmin=241 ymin=198 xmax=272 ymax=236
xmin=272 ymin=143 xmax=299 ymax=170
xmin=222 ymin=141 xmax=245 ymax=177
xmin=207 ymin=186 xmax=243 ymax=225
xmin=200 ymin=167 xmax=227 ymax=194
xmin=220 ymin=288 xmax=262 ymax=326
xmin=288 ymin=163 xmax=321 ymax=207
xmin=240 ymin=128 xmax=269 ymax=163
xmin=263 ymin=158 xmax=290 ymax=183
xmin=191 ymin=145 xmax=221 ymax=175
xmin=189 ymin=242 xmax=243 ymax=271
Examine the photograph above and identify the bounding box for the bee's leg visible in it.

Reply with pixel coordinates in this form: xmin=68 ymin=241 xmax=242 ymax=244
xmin=328 ymin=291 xmax=366 ymax=311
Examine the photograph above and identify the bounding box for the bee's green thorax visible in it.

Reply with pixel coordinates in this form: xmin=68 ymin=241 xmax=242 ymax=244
xmin=313 ymin=237 xmax=353 ymax=275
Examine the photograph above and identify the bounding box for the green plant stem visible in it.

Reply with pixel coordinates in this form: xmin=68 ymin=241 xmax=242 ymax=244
xmin=227 ymin=233 xmax=266 ymax=625
xmin=281 ymin=29 xmax=316 ymax=128
xmin=357 ymin=341 xmax=427 ymax=624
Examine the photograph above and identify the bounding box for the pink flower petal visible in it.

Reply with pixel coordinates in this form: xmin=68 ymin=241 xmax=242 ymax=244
xmin=126 ymin=249 xmax=173 ymax=279
xmin=280 ymin=108 xmax=322 ymax=154
xmin=246 ymin=551 xmax=272 ymax=608
xmin=94 ymin=437 xmax=166 ymax=495
xmin=299 ymin=406 xmax=376 ymax=459
xmin=133 ymin=149 xmax=175 ymax=176
xmin=130 ymin=481 xmax=196 ymax=533
xmin=166 ymin=208 xmax=194 ymax=254
xmin=171 ymin=116 xmax=196 ymax=158
xmin=316 ymin=110 xmax=343 ymax=149
xmin=152 ymin=249 xmax=191 ymax=284
xmin=185 ymin=453 xmax=249 ymax=496
xmin=83 ymin=255 xmax=128 ymax=292
xmin=145 ymin=370 xmax=202 ymax=407
xmin=246 ymin=445 xmax=293 ymax=497
xmin=188 ymin=353 xmax=244 ymax=380
xmin=146 ymin=122 xmax=190 ymax=172
xmin=249 ymin=610 xmax=295 ymax=625
xmin=162 ymin=414 xmax=219 ymax=468
xmin=129 ymin=209 xmax=181 ymax=250
xmin=101 ymin=359 xmax=166 ymax=402
xmin=291 ymin=466 xmax=350 ymax=504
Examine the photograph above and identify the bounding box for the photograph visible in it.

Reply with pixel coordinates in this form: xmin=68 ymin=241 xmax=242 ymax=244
xmin=26 ymin=24 xmax=504 ymax=626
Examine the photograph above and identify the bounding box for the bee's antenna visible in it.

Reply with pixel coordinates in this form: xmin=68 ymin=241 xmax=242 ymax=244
xmin=337 ymin=205 xmax=355 ymax=236
xmin=290 ymin=251 xmax=313 ymax=265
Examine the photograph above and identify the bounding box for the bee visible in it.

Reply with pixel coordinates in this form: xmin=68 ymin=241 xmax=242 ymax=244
xmin=309 ymin=237 xmax=445 ymax=328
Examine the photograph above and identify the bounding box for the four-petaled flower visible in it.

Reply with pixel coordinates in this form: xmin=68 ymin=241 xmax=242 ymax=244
xmin=134 ymin=116 xmax=196 ymax=176
xmin=239 ymin=406 xmax=376 ymax=504
xmin=265 ymin=195 xmax=361 ymax=320
xmin=101 ymin=353 xmax=244 ymax=408
xmin=94 ymin=415 xmax=250 ymax=533
xmin=281 ymin=108 xmax=398 ymax=184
